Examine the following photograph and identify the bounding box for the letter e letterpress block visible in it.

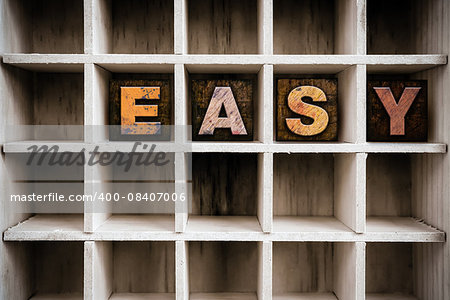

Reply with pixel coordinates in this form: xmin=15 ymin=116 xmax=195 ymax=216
xmin=367 ymin=80 xmax=427 ymax=141
xmin=109 ymin=77 xmax=172 ymax=141
xmin=192 ymin=77 xmax=254 ymax=141
xmin=276 ymin=78 xmax=338 ymax=141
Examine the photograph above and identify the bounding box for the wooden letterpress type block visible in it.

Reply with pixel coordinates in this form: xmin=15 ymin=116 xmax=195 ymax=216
xmin=191 ymin=76 xmax=254 ymax=141
xmin=276 ymin=78 xmax=338 ymax=141
xmin=109 ymin=77 xmax=172 ymax=141
xmin=367 ymin=80 xmax=427 ymax=141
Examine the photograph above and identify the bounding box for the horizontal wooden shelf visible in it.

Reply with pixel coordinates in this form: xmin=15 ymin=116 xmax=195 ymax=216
xmin=2 ymin=140 xmax=186 ymax=153
xmin=271 ymin=216 xmax=359 ymax=242
xmin=362 ymin=143 xmax=447 ymax=153
xmin=97 ymin=214 xmax=174 ymax=233
xmin=270 ymin=142 xmax=446 ymax=154
xmin=186 ymin=216 xmax=262 ymax=233
xmin=273 ymin=216 xmax=352 ymax=233
xmin=2 ymin=54 xmax=86 ymax=72
xmin=3 ymin=141 xmax=447 ymax=154
xmin=190 ymin=293 xmax=257 ymax=300
xmin=3 ymin=140 xmax=86 ymax=152
xmin=365 ymin=217 xmax=445 ymax=242
xmin=109 ymin=293 xmax=175 ymax=300
xmin=183 ymin=216 xmax=263 ymax=241
xmin=273 ymin=293 xmax=338 ymax=300
xmin=2 ymin=54 xmax=447 ymax=73
xmin=194 ymin=142 xmax=423 ymax=153
xmin=30 ymin=293 xmax=83 ymax=300
xmin=3 ymin=214 xmax=84 ymax=240
xmin=366 ymin=294 xmax=418 ymax=300
xmin=4 ymin=215 xmax=445 ymax=243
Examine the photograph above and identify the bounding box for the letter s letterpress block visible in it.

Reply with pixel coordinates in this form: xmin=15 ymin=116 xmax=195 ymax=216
xmin=276 ymin=78 xmax=338 ymax=141
xmin=367 ymin=80 xmax=427 ymax=141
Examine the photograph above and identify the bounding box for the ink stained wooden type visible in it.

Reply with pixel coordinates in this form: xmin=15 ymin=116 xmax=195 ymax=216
xmin=191 ymin=77 xmax=254 ymax=141
xmin=110 ymin=78 xmax=172 ymax=141
xmin=367 ymin=80 xmax=427 ymax=142
xmin=276 ymin=78 xmax=338 ymax=141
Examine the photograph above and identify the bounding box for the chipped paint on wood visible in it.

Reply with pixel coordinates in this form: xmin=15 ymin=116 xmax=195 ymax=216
xmin=121 ymin=87 xmax=160 ymax=135
xmin=109 ymin=77 xmax=172 ymax=141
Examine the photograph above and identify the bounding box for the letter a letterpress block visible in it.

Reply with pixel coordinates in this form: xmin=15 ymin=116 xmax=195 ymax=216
xmin=276 ymin=78 xmax=338 ymax=141
xmin=367 ymin=80 xmax=427 ymax=141
xmin=192 ymin=77 xmax=254 ymax=141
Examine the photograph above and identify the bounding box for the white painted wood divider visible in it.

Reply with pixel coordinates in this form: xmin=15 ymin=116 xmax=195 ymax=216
xmin=0 ymin=0 xmax=449 ymax=300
